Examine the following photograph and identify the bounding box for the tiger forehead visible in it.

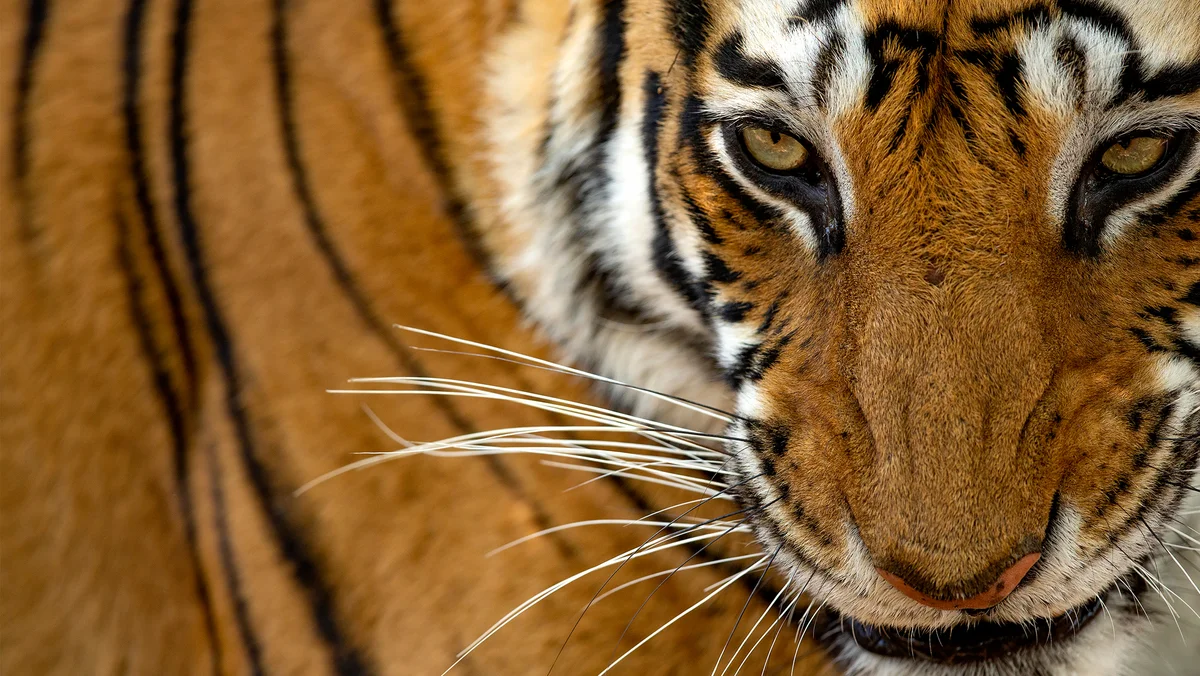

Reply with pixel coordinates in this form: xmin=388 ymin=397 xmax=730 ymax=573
xmin=720 ymin=0 xmax=1200 ymax=46
xmin=712 ymin=0 xmax=1200 ymax=92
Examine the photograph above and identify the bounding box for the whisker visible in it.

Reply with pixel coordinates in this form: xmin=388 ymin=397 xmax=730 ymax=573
xmin=394 ymin=325 xmax=739 ymax=422
xmin=488 ymin=520 xmax=751 ymax=557
xmin=761 ymin=587 xmax=804 ymax=676
xmin=336 ymin=379 xmax=742 ymax=445
xmin=722 ymin=567 xmax=797 ymax=676
xmin=612 ymin=506 xmax=779 ymax=657
xmin=1141 ymin=516 xmax=1200 ymax=607
xmin=445 ymin=529 xmax=738 ymax=672
xmin=712 ymin=544 xmax=785 ymax=676
xmin=540 ymin=460 xmax=727 ymax=496
xmin=297 ymin=420 xmax=727 ymax=496
xmin=408 ymin=344 xmax=741 ymax=422
xmin=591 ymin=554 xmax=766 ymax=602
xmin=597 ymin=560 xmax=770 ymax=676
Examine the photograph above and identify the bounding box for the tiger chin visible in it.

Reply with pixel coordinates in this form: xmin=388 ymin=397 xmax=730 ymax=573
xmin=466 ymin=0 xmax=1200 ymax=674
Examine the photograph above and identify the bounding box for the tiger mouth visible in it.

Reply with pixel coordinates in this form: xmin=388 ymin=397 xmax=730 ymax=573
xmin=817 ymin=596 xmax=1107 ymax=665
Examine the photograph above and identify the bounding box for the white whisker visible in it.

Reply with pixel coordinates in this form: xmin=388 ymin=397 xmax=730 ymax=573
xmin=394 ymin=325 xmax=735 ymax=423
xmin=592 ymin=554 xmax=766 ymax=602
xmin=596 ymin=559 xmax=769 ymax=676
xmin=721 ymin=568 xmax=797 ymax=676
xmin=488 ymin=520 xmax=749 ymax=557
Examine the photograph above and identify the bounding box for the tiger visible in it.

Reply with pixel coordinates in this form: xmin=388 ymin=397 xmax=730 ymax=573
xmin=3 ymin=0 xmax=1199 ymax=674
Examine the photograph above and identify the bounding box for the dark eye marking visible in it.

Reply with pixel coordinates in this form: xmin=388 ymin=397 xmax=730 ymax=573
xmin=713 ymin=31 xmax=787 ymax=91
xmin=721 ymin=122 xmax=845 ymax=257
xmin=1064 ymin=129 xmax=1197 ymax=256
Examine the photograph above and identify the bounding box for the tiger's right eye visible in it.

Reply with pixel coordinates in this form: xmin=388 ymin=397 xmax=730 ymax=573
xmin=740 ymin=126 xmax=810 ymax=173
xmin=1099 ymin=136 xmax=1168 ymax=176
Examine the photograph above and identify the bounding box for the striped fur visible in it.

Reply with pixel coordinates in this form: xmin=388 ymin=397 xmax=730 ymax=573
xmin=3 ymin=0 xmax=1199 ymax=675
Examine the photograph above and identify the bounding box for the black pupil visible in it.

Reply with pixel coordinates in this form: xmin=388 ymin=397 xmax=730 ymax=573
xmin=770 ymin=130 xmax=782 ymax=144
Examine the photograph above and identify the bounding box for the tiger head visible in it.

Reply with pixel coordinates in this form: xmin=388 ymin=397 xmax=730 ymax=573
xmin=481 ymin=0 xmax=1200 ymax=673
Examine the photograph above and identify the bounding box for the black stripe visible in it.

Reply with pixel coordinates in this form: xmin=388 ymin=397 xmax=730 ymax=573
xmin=1054 ymin=34 xmax=1087 ymax=109
xmin=1141 ymin=61 xmax=1200 ymax=101
xmin=1057 ymin=0 xmax=1144 ymax=104
xmin=172 ymin=0 xmax=373 ymax=672
xmin=714 ymin=32 xmax=787 ymax=91
xmin=888 ymin=109 xmax=911 ymax=154
xmin=717 ymin=301 xmax=753 ymax=323
xmin=994 ymin=53 xmax=1026 ymax=118
xmin=122 ymin=0 xmax=196 ymax=407
xmin=13 ymin=0 xmax=49 ymax=181
xmin=596 ymin=0 xmax=628 ymax=147
xmin=703 ymin=250 xmax=741 ymax=285
xmin=970 ymin=3 xmax=1053 ymax=35
xmin=371 ymin=0 xmax=496 ymax=279
xmin=206 ymin=443 xmax=267 ymax=676
xmin=643 ymin=72 xmax=707 ymax=313
xmin=1008 ymin=128 xmax=1026 ymax=157
xmin=556 ymin=0 xmax=627 ymax=210
xmin=810 ymin=33 xmax=845 ymax=111
xmin=1183 ymin=282 xmax=1200 ymax=307
xmin=679 ymin=183 xmax=722 ymax=245
xmin=864 ymin=23 xmax=941 ymax=111
xmin=121 ymin=0 xmax=216 ymax=670
xmin=756 ymin=294 xmax=783 ymax=333
xmin=790 ymin=0 xmax=846 ymax=27
xmin=115 ymin=210 xmax=224 ymax=675
xmin=670 ymin=0 xmax=710 ymax=68
xmin=13 ymin=0 xmax=50 ymax=238
xmin=726 ymin=342 xmax=761 ymax=385
xmin=273 ymin=0 xmax=578 ymax=564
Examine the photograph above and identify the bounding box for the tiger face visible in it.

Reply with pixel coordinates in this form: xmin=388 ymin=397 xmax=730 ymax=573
xmin=481 ymin=0 xmax=1200 ymax=673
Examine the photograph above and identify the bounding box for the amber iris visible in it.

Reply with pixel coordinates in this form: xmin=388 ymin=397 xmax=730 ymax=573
xmin=1100 ymin=136 xmax=1168 ymax=175
xmin=741 ymin=126 xmax=809 ymax=172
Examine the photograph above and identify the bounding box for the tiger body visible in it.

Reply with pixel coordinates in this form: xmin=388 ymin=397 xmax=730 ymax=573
xmin=3 ymin=0 xmax=1199 ymax=675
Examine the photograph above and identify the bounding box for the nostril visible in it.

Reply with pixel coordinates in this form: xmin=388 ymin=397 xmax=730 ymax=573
xmin=876 ymin=552 xmax=1042 ymax=611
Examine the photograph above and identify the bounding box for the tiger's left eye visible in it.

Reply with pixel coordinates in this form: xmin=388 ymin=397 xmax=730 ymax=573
xmin=1100 ymin=136 xmax=1168 ymax=176
xmin=740 ymin=126 xmax=809 ymax=172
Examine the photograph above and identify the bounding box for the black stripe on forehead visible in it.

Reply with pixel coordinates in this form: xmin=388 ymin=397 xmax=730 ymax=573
xmin=864 ymin=22 xmax=941 ymax=111
xmin=714 ymin=31 xmax=788 ymax=91
xmin=971 ymin=3 xmax=1053 ymax=35
xmin=1141 ymin=61 xmax=1200 ymax=102
xmin=788 ymin=0 xmax=846 ymax=28
xmin=1056 ymin=0 xmax=1144 ymax=104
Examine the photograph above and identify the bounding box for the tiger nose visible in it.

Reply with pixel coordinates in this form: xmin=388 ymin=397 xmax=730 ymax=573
xmin=875 ymin=552 xmax=1041 ymax=611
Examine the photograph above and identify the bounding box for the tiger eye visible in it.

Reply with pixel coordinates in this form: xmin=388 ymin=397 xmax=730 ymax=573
xmin=1100 ymin=136 xmax=1168 ymax=175
xmin=741 ymin=126 xmax=809 ymax=172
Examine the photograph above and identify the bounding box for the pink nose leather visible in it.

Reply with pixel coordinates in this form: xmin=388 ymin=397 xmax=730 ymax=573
xmin=876 ymin=552 xmax=1041 ymax=611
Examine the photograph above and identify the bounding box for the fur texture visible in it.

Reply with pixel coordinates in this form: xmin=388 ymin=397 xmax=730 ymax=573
xmin=3 ymin=0 xmax=1198 ymax=674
